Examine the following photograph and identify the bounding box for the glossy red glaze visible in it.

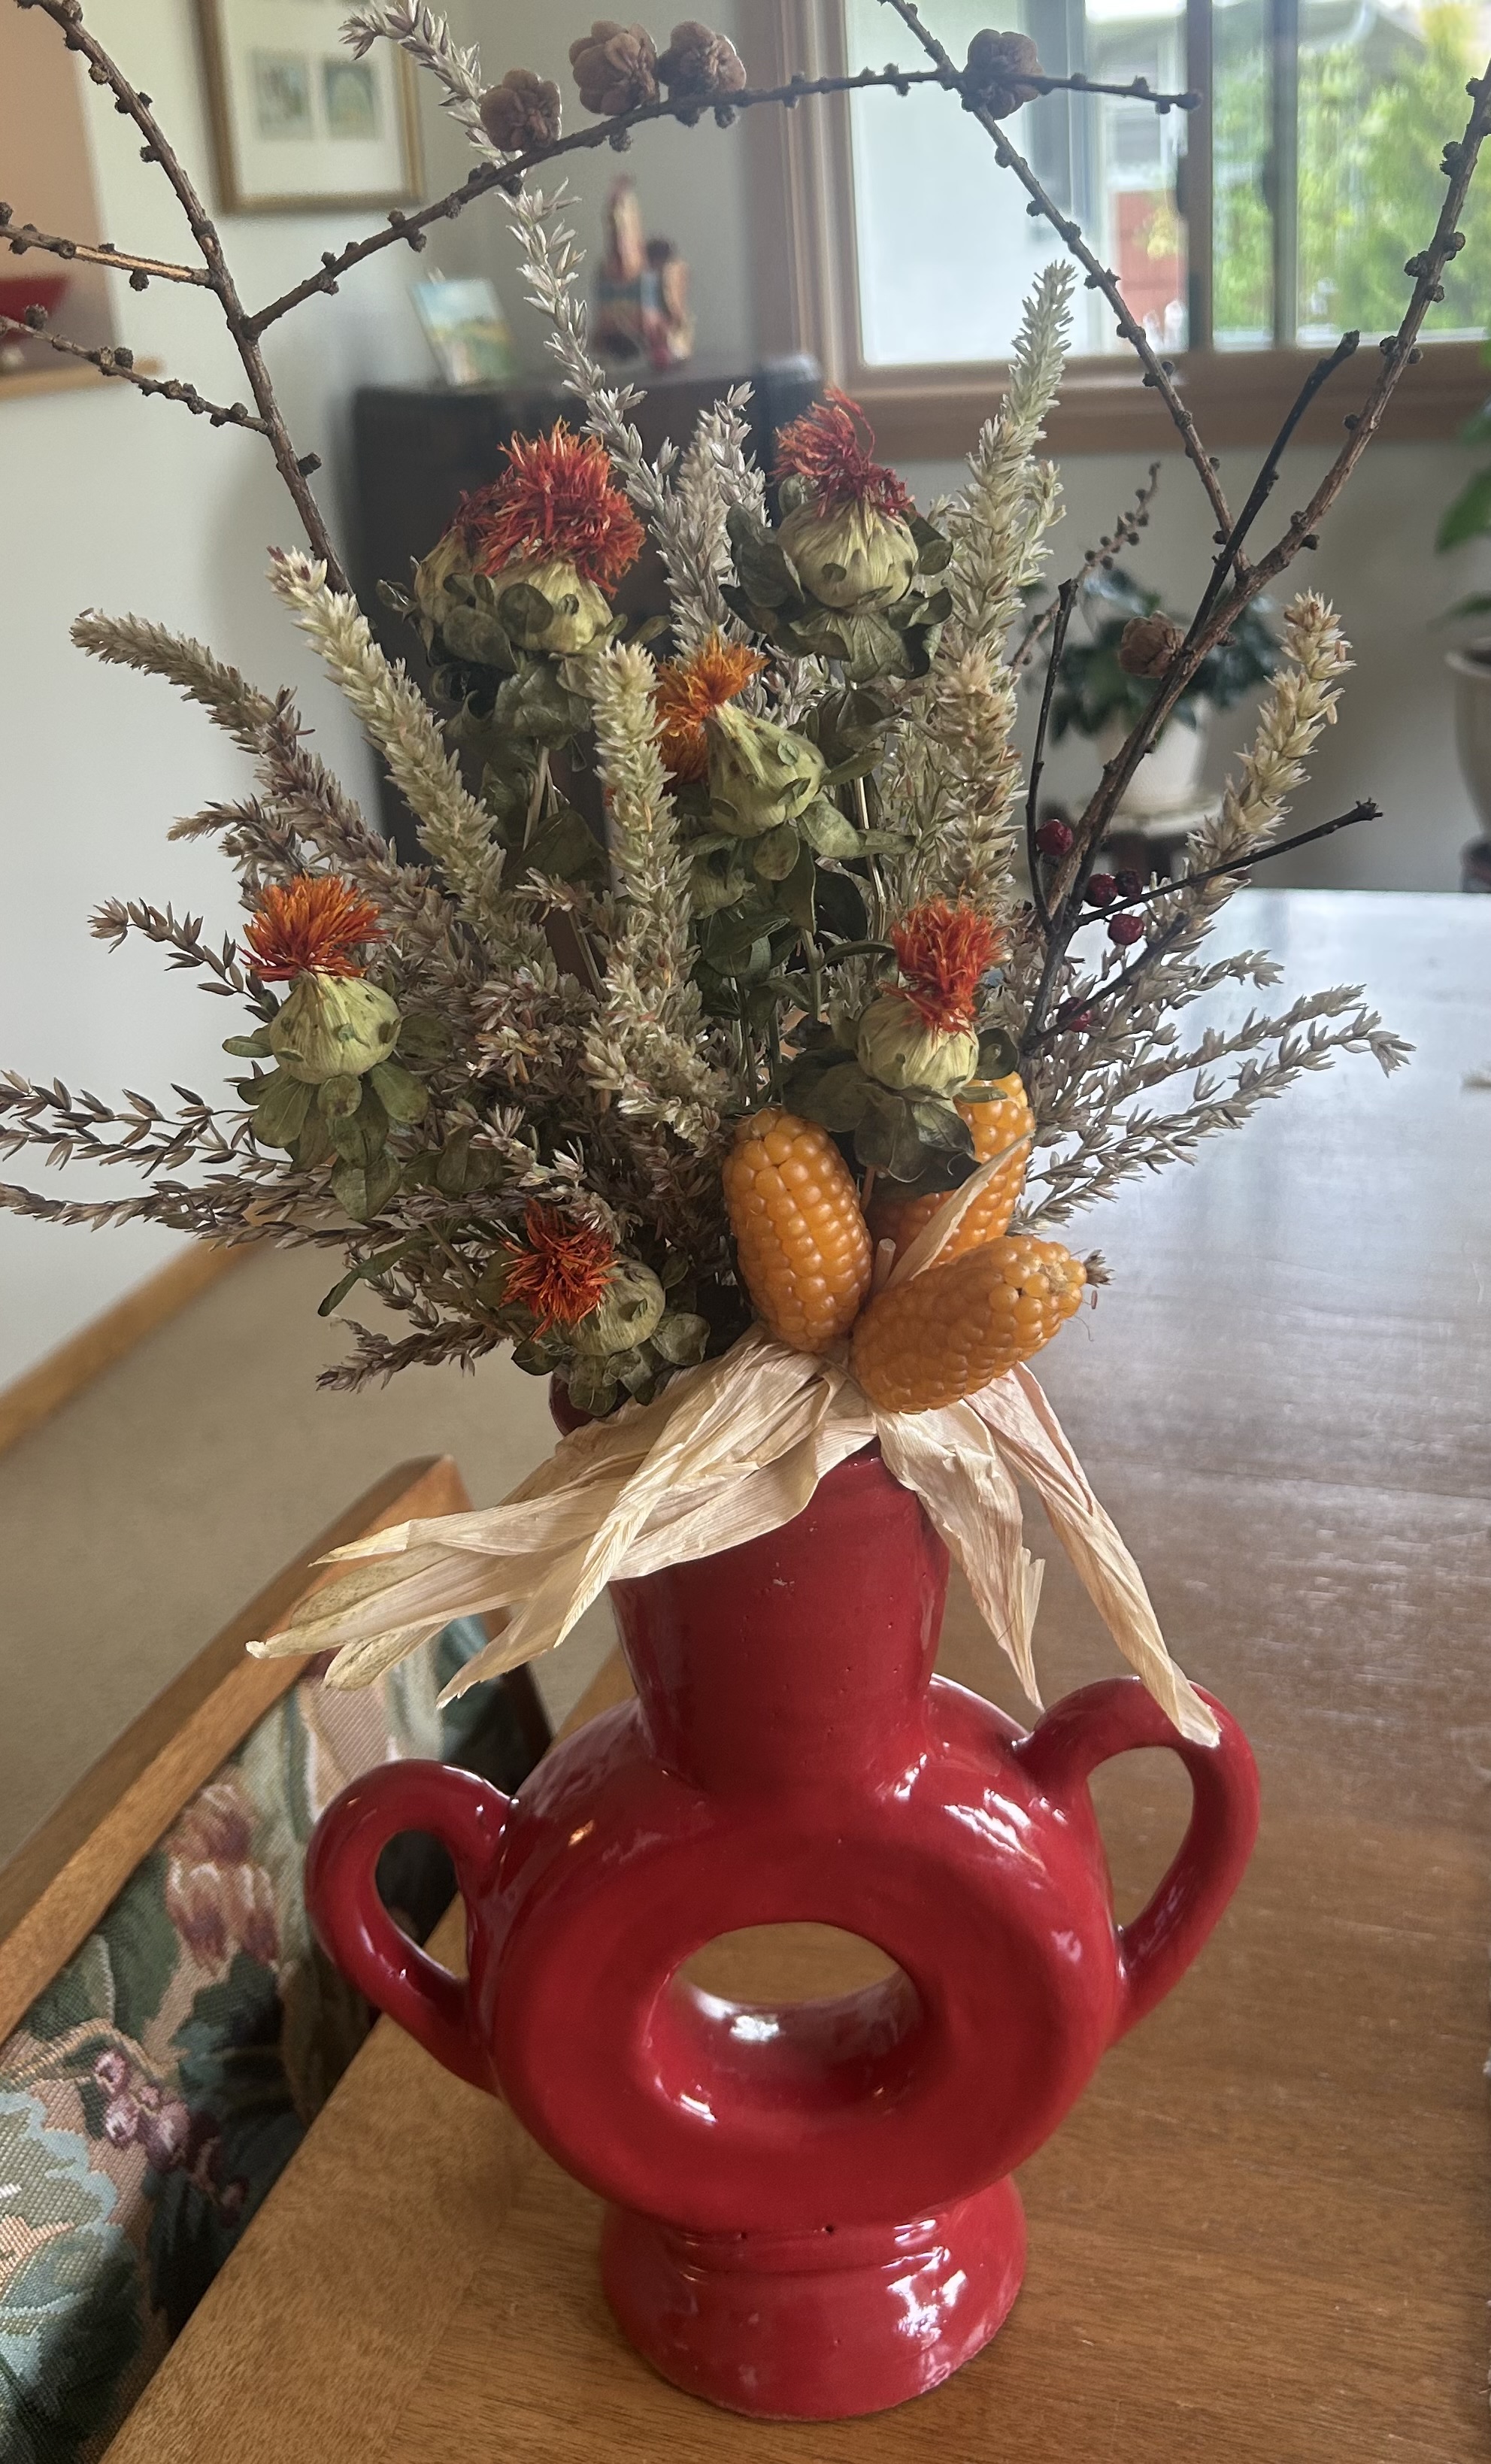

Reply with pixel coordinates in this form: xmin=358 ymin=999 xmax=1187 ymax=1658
xmin=306 ymin=1441 xmax=1259 ymax=2420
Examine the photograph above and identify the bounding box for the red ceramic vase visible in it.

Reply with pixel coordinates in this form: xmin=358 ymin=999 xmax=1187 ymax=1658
xmin=305 ymin=1442 xmax=1258 ymax=2420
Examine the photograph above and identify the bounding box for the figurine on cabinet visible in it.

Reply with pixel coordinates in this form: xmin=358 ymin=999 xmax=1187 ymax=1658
xmin=595 ymin=175 xmax=694 ymax=369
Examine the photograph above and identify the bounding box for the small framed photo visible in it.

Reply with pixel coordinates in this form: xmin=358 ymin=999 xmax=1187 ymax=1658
xmin=412 ymin=277 xmax=517 ymax=387
xmin=195 ymin=0 xmax=423 ymax=215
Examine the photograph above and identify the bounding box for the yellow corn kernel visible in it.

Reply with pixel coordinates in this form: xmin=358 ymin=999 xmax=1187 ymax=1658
xmin=851 ymin=1233 xmax=1084 ymax=1413
xmin=723 ymin=1108 xmax=873 ymax=1353
xmin=866 ymin=1073 xmax=1035 ymax=1266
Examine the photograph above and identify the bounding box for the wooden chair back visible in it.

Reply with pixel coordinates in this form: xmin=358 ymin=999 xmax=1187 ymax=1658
xmin=0 ymin=1453 xmax=511 ymax=2045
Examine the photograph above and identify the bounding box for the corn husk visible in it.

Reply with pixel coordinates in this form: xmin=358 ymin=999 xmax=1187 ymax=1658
xmin=249 ymin=1145 xmax=1214 ymax=1744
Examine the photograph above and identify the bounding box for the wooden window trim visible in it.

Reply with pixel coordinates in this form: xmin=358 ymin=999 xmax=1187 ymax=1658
xmin=749 ymin=0 xmax=1488 ymax=459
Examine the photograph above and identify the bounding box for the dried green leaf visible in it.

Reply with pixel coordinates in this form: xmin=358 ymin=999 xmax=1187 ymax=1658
xmin=753 ymin=824 xmax=801 ymax=882
xmin=368 ymin=1060 xmax=430 ymax=1125
xmin=251 ymin=1071 xmax=312 ymax=1152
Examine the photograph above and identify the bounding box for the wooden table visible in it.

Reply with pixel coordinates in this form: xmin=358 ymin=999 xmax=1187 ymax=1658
xmin=108 ymin=893 xmax=1491 ymax=2462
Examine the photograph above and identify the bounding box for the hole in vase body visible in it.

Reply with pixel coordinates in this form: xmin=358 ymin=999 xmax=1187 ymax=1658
xmin=653 ymin=1925 xmax=924 ymax=2127
xmin=678 ymin=1923 xmax=901 ymax=2002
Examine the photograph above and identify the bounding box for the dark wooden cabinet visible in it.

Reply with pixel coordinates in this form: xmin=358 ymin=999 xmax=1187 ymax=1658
xmin=347 ymin=359 xmax=821 ymax=851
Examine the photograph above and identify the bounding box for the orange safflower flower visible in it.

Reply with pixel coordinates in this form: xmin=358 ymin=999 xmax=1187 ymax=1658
xmin=653 ymin=629 xmax=768 ymax=780
xmin=456 ymin=423 xmax=645 ymax=591
xmin=891 ymin=900 xmax=1006 ymax=1034
xmin=502 ymin=1203 xmax=614 ymax=1335
xmin=774 ymin=387 xmax=913 ymax=520
xmin=243 ymin=875 xmax=386 ymax=982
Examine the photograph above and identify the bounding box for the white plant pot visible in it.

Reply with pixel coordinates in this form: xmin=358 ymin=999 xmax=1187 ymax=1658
xmin=1447 ymin=647 xmax=1491 ymax=836
xmin=1096 ymin=703 xmax=1212 ymax=821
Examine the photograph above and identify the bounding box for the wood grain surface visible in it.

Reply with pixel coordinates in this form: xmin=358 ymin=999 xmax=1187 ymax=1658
xmin=105 ymin=893 xmax=1491 ymax=2462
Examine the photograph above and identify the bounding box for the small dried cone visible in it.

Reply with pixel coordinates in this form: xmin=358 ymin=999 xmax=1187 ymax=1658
xmin=868 ymin=1073 xmax=1035 ymax=1264
xmin=657 ymin=21 xmax=748 ymax=108
xmin=723 ymin=1108 xmax=872 ymax=1354
xmin=1118 ymin=613 xmax=1185 ymax=678
xmin=962 ymin=29 xmax=1044 ymax=115
xmin=478 ymin=67 xmax=562 ymax=151
xmin=570 ymin=20 xmax=659 ymax=115
xmin=852 ymin=1235 xmax=1085 ymax=1414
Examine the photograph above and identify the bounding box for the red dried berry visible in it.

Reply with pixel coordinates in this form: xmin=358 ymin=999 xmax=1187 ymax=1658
xmin=1086 ymin=873 xmax=1117 ymax=906
xmin=1114 ymin=868 xmax=1145 ymax=899
xmin=1108 ymin=912 xmax=1145 ymax=947
xmin=1035 ymin=818 xmax=1074 ymax=858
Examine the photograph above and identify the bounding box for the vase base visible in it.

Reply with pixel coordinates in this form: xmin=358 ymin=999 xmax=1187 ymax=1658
xmin=601 ymin=2178 xmax=1026 ymax=2420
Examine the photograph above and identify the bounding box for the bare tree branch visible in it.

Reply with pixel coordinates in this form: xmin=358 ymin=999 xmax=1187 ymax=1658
xmin=243 ymin=63 xmax=1195 ymax=338
xmin=0 ymin=207 xmax=209 ymax=286
xmin=20 ymin=0 xmax=346 ymax=582
xmin=1 ymin=313 xmax=270 ymax=429
xmin=1015 ymin=462 xmax=1162 ymax=668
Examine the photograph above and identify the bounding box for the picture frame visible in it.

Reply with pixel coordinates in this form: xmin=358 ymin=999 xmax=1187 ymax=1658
xmin=411 ymin=277 xmax=517 ymax=387
xmin=194 ymin=0 xmax=423 ymax=217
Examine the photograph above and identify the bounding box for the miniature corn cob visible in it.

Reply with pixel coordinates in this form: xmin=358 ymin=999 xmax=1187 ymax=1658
xmin=852 ymin=1233 xmax=1084 ymax=1412
xmin=723 ymin=1108 xmax=873 ymax=1353
xmin=867 ymin=1073 xmax=1035 ymax=1265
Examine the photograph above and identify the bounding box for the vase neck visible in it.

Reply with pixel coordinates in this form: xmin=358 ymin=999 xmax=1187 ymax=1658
xmin=608 ymin=1449 xmax=949 ymax=1794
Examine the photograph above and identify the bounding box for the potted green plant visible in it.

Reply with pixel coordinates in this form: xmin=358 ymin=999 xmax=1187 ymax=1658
xmin=1050 ymin=567 xmax=1277 ymax=829
xmin=1435 ymin=397 xmax=1491 ymax=886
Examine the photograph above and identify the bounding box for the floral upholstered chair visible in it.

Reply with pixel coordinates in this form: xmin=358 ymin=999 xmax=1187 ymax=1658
xmin=0 ymin=1458 xmax=550 ymax=2464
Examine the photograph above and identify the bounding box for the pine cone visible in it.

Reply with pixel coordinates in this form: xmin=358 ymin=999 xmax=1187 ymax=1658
xmin=962 ymin=29 xmax=1044 ymax=117
xmin=1118 ymin=613 xmax=1186 ymax=677
xmin=657 ymin=20 xmax=747 ymax=115
xmin=570 ymin=21 xmax=660 ymax=117
xmin=479 ymin=68 xmax=562 ymax=152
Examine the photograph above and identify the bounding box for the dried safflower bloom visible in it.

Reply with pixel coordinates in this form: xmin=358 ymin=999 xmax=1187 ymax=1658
xmin=855 ymin=901 xmax=1002 ymax=1096
xmin=892 ymin=899 xmax=1005 ymax=1032
xmin=774 ymin=389 xmax=918 ymax=611
xmin=657 ymin=20 xmax=747 ymax=115
xmin=411 ymin=523 xmax=475 ymax=630
xmin=780 ymin=497 xmax=920 ymax=612
xmin=243 ymin=874 xmax=384 ymax=980
xmin=1119 ymin=612 xmax=1186 ymax=677
xmin=708 ymin=702 xmax=825 ymax=836
xmin=570 ymin=20 xmax=659 ymax=116
xmin=479 ymin=67 xmax=562 ymax=152
xmin=499 ymin=558 xmax=614 ymax=653
xmin=856 ymin=993 xmax=979 ymax=1096
xmin=268 ymin=974 xmax=402 ymax=1083
xmin=655 ymin=629 xmax=768 ymax=780
xmin=502 ymin=1203 xmax=616 ymax=1334
xmin=962 ymin=29 xmax=1044 ymax=117
xmin=774 ymin=388 xmax=912 ymax=521
xmin=459 ymin=424 xmax=645 ymax=591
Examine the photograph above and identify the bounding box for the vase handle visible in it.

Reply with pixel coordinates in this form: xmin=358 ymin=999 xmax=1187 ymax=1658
xmin=1017 ymin=1678 xmax=1259 ymax=2041
xmin=305 ymin=1759 xmax=510 ymax=2090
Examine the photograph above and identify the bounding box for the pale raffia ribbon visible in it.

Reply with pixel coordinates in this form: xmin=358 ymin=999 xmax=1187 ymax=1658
xmin=248 ymin=1144 xmax=1217 ymax=1745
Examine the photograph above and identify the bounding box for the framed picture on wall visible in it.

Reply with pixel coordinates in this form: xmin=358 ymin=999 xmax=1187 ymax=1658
xmin=195 ymin=0 xmax=423 ymax=215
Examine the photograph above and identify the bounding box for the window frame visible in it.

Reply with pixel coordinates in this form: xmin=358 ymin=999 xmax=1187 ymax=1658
xmin=748 ymin=0 xmax=1486 ymax=456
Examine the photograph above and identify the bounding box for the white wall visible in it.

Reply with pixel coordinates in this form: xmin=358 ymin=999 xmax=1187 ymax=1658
xmin=0 ymin=0 xmax=431 ymax=1387
xmin=3 ymin=0 xmax=1486 ymax=1384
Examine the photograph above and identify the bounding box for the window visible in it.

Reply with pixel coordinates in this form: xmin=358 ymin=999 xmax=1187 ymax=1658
xmin=753 ymin=0 xmax=1490 ymax=450
xmin=1209 ymin=0 xmax=1491 ymax=349
xmin=846 ymin=0 xmax=1189 ymax=362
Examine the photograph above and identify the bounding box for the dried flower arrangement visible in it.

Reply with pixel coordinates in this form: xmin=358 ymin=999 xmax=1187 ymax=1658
xmin=5 ymin=0 xmax=1488 ymax=1732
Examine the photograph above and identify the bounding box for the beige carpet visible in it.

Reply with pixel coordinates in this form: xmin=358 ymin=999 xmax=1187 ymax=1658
xmin=0 ymin=1248 xmax=617 ymax=1865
